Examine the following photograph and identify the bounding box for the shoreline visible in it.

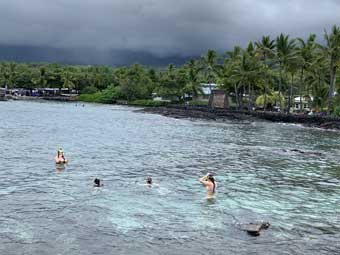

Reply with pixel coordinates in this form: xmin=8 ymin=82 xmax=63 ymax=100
xmin=5 ymin=98 xmax=340 ymax=130
xmin=5 ymin=95 xmax=77 ymax=101
xmin=140 ymin=105 xmax=340 ymax=130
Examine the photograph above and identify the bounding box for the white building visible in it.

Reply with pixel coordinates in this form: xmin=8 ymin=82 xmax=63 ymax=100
xmin=200 ymin=83 xmax=218 ymax=98
xmin=292 ymin=96 xmax=313 ymax=112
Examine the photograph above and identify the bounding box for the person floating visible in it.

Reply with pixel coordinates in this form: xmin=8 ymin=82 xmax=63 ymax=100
xmin=94 ymin=178 xmax=104 ymax=187
xmin=145 ymin=177 xmax=153 ymax=186
xmin=199 ymin=173 xmax=216 ymax=198
xmin=55 ymin=148 xmax=68 ymax=164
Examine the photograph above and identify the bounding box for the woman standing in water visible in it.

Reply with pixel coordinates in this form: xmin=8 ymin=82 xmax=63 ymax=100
xmin=199 ymin=173 xmax=216 ymax=198
xmin=55 ymin=148 xmax=67 ymax=164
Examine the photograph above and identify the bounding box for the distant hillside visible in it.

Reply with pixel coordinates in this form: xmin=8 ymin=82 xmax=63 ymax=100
xmin=0 ymin=45 xmax=197 ymax=66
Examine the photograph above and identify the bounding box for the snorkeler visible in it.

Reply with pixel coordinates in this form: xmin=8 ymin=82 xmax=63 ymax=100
xmin=55 ymin=148 xmax=67 ymax=164
xmin=144 ymin=177 xmax=159 ymax=188
xmin=94 ymin=178 xmax=104 ymax=187
xmin=199 ymin=173 xmax=216 ymax=198
xmin=146 ymin=177 xmax=152 ymax=185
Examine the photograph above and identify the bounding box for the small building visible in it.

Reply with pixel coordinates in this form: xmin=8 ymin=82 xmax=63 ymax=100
xmin=292 ymin=96 xmax=313 ymax=112
xmin=200 ymin=83 xmax=218 ymax=100
xmin=208 ymin=89 xmax=229 ymax=109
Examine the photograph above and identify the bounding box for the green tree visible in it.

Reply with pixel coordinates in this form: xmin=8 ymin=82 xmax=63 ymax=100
xmin=230 ymin=45 xmax=263 ymax=110
xmin=182 ymin=59 xmax=203 ymax=99
xmin=296 ymin=34 xmax=318 ymax=111
xmin=322 ymin=25 xmax=340 ymax=112
xmin=120 ymin=64 xmax=154 ymax=100
xmin=255 ymin=35 xmax=275 ymax=110
xmin=224 ymin=46 xmax=242 ymax=108
xmin=305 ymin=54 xmax=329 ymax=111
xmin=201 ymin=49 xmax=221 ymax=91
xmin=61 ymin=70 xmax=75 ymax=91
xmin=1 ymin=62 xmax=18 ymax=89
xmin=275 ymin=33 xmax=296 ymax=110
xmin=157 ymin=64 xmax=185 ymax=101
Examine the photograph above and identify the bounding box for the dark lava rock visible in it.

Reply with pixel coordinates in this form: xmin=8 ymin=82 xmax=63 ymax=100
xmin=319 ymin=122 xmax=340 ymax=130
xmin=240 ymin=222 xmax=271 ymax=236
xmin=138 ymin=106 xmax=340 ymax=130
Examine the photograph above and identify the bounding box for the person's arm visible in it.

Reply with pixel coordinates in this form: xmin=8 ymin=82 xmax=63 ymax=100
xmin=199 ymin=174 xmax=209 ymax=186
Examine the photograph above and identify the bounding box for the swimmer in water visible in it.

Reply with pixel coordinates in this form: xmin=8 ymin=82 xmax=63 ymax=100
xmin=199 ymin=173 xmax=216 ymax=198
xmin=145 ymin=177 xmax=153 ymax=187
xmin=144 ymin=176 xmax=160 ymax=188
xmin=55 ymin=148 xmax=67 ymax=164
xmin=146 ymin=177 xmax=152 ymax=184
xmin=94 ymin=178 xmax=104 ymax=187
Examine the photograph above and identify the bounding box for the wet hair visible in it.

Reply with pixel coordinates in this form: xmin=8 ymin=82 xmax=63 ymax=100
xmin=207 ymin=175 xmax=216 ymax=192
xmin=146 ymin=177 xmax=152 ymax=185
xmin=94 ymin=178 xmax=101 ymax=187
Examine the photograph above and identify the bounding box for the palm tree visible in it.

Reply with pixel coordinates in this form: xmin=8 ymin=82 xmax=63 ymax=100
xmin=322 ymin=25 xmax=340 ymax=113
xmin=275 ymin=33 xmax=297 ymax=111
xmin=31 ymin=67 xmax=49 ymax=89
xmin=182 ymin=59 xmax=203 ymax=99
xmin=255 ymin=36 xmax=275 ymax=110
xmin=224 ymin=46 xmax=242 ymax=108
xmin=230 ymin=47 xmax=263 ymax=110
xmin=256 ymin=36 xmax=276 ymax=60
xmin=296 ymin=34 xmax=317 ymax=112
xmin=1 ymin=62 xmax=17 ymax=89
xmin=157 ymin=64 xmax=186 ymax=101
xmin=305 ymin=54 xmax=329 ymax=111
xmin=201 ymin=49 xmax=221 ymax=91
xmin=0 ymin=63 xmax=7 ymax=88
xmin=61 ymin=70 xmax=75 ymax=93
xmin=286 ymin=57 xmax=300 ymax=113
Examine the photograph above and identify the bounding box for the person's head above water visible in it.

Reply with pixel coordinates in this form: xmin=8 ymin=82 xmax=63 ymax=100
xmin=57 ymin=148 xmax=64 ymax=156
xmin=146 ymin=177 xmax=152 ymax=185
xmin=206 ymin=173 xmax=213 ymax=179
xmin=94 ymin=178 xmax=102 ymax=187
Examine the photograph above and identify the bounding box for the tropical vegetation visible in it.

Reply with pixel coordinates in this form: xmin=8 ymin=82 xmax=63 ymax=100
xmin=1 ymin=25 xmax=340 ymax=115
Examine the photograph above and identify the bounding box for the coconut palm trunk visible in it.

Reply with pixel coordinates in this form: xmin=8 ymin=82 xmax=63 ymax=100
xmin=279 ymin=66 xmax=283 ymax=110
xmin=234 ymin=83 xmax=239 ymax=108
xmin=263 ymin=85 xmax=267 ymax=111
xmin=299 ymin=69 xmax=304 ymax=112
xmin=328 ymin=60 xmax=337 ymax=113
xmin=248 ymin=83 xmax=251 ymax=110
xmin=288 ymin=73 xmax=294 ymax=114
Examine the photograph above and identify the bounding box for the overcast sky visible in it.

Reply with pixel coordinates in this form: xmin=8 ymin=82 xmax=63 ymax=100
xmin=0 ymin=0 xmax=339 ymax=57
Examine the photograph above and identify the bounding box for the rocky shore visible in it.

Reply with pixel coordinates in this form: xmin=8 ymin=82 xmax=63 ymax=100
xmin=140 ymin=105 xmax=340 ymax=130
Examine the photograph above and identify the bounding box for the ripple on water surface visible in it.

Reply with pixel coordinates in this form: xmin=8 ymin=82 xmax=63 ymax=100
xmin=0 ymin=101 xmax=340 ymax=255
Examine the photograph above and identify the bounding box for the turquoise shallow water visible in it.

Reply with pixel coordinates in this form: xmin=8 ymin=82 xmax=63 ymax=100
xmin=0 ymin=101 xmax=340 ymax=255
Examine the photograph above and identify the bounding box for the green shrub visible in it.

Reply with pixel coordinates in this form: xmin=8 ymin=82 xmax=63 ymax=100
xmin=333 ymin=105 xmax=340 ymax=117
xmin=78 ymin=86 xmax=127 ymax=104
xmin=78 ymin=92 xmax=103 ymax=103
xmin=81 ymin=86 xmax=98 ymax=94
xmin=187 ymin=100 xmax=208 ymax=106
xmin=129 ymin=99 xmax=169 ymax=107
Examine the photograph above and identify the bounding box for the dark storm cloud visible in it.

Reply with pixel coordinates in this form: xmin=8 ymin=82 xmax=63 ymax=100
xmin=0 ymin=0 xmax=339 ymax=56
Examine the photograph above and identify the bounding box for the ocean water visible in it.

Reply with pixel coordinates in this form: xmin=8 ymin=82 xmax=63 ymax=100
xmin=0 ymin=101 xmax=339 ymax=255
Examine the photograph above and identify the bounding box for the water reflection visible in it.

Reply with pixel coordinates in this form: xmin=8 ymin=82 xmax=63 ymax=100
xmin=55 ymin=163 xmax=66 ymax=172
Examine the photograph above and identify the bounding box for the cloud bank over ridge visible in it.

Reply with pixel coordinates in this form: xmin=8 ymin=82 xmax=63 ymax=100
xmin=0 ymin=0 xmax=339 ymax=64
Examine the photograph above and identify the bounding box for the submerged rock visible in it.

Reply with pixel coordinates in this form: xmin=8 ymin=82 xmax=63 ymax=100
xmin=285 ymin=149 xmax=322 ymax=156
xmin=319 ymin=122 xmax=340 ymax=130
xmin=240 ymin=222 xmax=270 ymax=236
